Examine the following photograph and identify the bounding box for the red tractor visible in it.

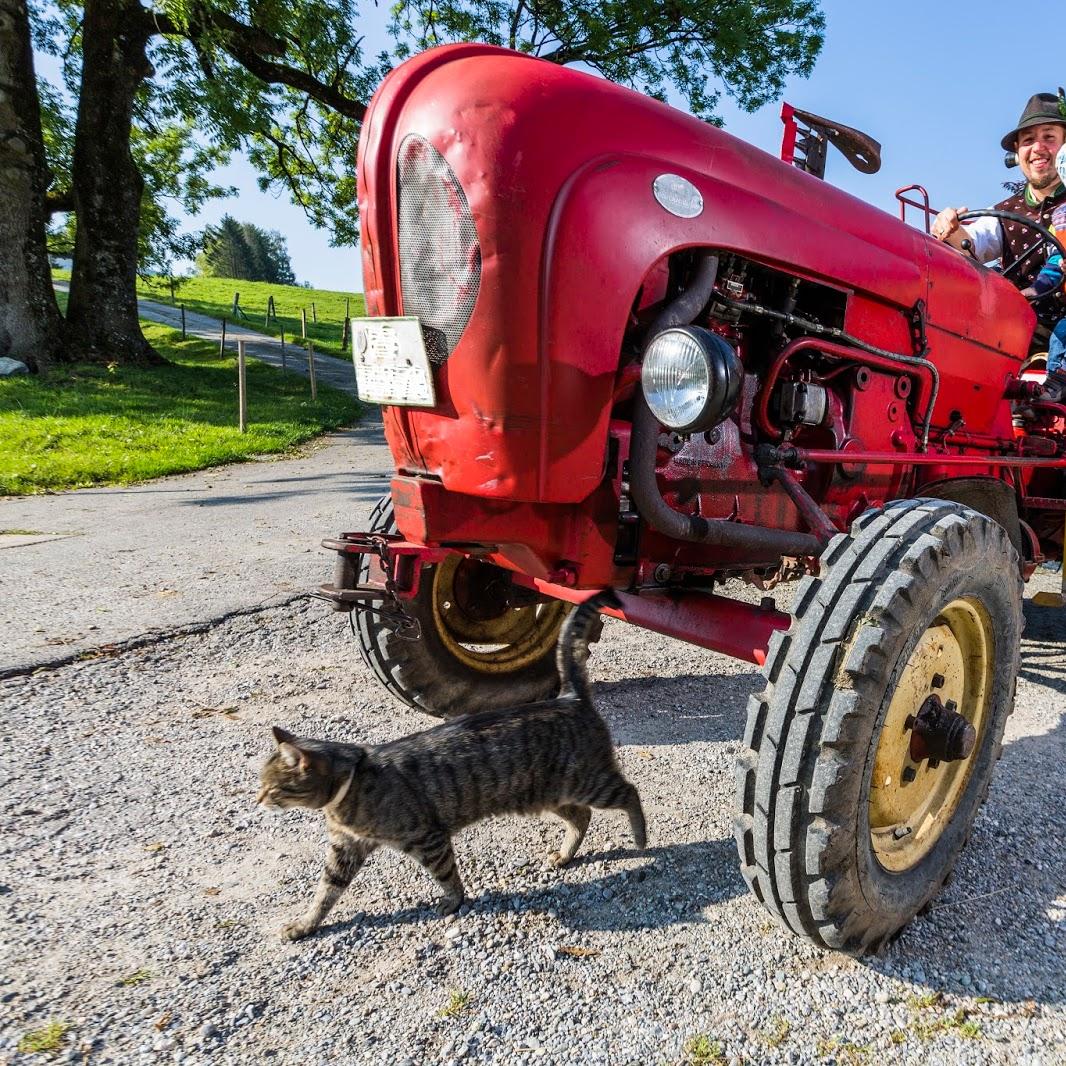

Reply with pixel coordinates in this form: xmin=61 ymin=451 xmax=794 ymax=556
xmin=321 ymin=45 xmax=1066 ymax=954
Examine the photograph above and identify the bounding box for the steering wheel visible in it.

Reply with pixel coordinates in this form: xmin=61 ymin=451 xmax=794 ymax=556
xmin=957 ymin=209 xmax=1066 ymax=299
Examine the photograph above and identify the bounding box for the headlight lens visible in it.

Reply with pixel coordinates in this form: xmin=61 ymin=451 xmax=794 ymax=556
xmin=641 ymin=326 xmax=742 ymax=433
xmin=396 ymin=134 xmax=481 ymax=362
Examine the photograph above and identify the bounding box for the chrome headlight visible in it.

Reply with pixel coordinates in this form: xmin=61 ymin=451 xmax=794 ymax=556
xmin=641 ymin=326 xmax=743 ymax=433
xmin=396 ymin=134 xmax=481 ymax=362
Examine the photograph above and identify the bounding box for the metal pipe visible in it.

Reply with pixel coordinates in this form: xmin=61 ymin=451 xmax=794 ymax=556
xmin=753 ymin=335 xmax=935 ymax=443
xmin=714 ymin=294 xmax=940 ymax=448
xmin=772 ymin=445 xmax=1066 ymax=470
xmin=630 ymin=252 xmax=825 ymax=560
xmin=763 ymin=467 xmax=839 ymax=543
xmin=517 ymin=578 xmax=791 ymax=666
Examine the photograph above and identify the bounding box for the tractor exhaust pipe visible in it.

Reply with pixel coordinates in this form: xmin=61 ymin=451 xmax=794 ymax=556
xmin=630 ymin=252 xmax=826 ymax=560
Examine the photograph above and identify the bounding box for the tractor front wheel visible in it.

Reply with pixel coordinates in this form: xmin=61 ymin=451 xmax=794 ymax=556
xmin=735 ymin=499 xmax=1022 ymax=954
xmin=354 ymin=495 xmax=571 ymax=718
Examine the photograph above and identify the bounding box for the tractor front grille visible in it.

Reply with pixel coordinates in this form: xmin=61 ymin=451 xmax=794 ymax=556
xmin=396 ymin=134 xmax=481 ymax=362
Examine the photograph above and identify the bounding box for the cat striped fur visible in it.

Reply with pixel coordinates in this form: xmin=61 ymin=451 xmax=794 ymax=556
xmin=258 ymin=591 xmax=645 ymax=941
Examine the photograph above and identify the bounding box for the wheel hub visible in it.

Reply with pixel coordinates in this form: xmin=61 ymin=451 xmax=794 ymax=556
xmin=868 ymin=598 xmax=994 ymax=873
xmin=430 ymin=555 xmax=567 ymax=673
xmin=907 ymin=693 xmax=977 ymax=764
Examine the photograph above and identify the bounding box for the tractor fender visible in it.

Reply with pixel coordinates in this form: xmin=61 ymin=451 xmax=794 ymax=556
xmin=911 ymin=476 xmax=1023 ymax=559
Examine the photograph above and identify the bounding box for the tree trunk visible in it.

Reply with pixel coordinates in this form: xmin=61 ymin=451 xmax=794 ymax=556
xmin=65 ymin=0 xmax=160 ymax=364
xmin=0 ymin=0 xmax=66 ymax=373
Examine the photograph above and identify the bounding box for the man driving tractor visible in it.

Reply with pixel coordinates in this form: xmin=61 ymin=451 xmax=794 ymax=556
xmin=932 ymin=91 xmax=1066 ymax=398
xmin=932 ymin=91 xmax=1066 ymax=273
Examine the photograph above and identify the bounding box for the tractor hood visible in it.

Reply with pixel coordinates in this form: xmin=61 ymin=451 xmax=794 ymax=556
xmin=357 ymin=44 xmax=1032 ymax=506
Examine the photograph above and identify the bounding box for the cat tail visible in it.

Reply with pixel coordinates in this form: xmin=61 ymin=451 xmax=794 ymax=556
xmin=556 ymin=589 xmax=622 ymax=703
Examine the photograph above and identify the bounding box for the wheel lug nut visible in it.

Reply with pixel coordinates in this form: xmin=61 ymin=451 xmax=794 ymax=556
xmin=902 ymin=766 xmax=917 ymax=783
xmin=893 ymin=826 xmax=913 ymax=839
xmin=944 ymin=699 xmax=957 ymax=713
xmin=928 ymin=758 xmax=941 ymax=769
xmin=931 ymin=673 xmax=945 ymax=689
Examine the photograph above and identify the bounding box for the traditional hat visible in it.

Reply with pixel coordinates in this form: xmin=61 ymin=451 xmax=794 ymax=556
xmin=1001 ymin=90 xmax=1066 ymax=150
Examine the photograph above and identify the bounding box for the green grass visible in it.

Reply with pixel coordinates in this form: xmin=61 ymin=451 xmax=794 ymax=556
xmin=682 ymin=1035 xmax=725 ymax=1065
xmin=137 ymin=274 xmax=365 ymax=360
xmin=18 ymin=1021 xmax=70 ymax=1053
xmin=0 ymin=321 xmax=360 ymax=494
xmin=439 ymin=988 xmax=473 ymax=1019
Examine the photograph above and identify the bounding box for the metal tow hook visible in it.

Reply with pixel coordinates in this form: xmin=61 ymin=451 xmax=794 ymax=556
xmin=905 ymin=693 xmax=976 ymax=766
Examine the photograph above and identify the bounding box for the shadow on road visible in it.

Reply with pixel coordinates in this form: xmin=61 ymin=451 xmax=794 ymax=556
xmin=317 ymin=837 xmax=743 ymax=941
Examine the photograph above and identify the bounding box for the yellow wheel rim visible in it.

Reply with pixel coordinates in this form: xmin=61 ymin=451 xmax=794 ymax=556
xmin=430 ymin=555 xmax=568 ymax=674
xmin=869 ymin=598 xmax=994 ymax=873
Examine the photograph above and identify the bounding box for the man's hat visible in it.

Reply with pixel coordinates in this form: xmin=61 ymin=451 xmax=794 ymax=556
xmin=1001 ymin=90 xmax=1066 ymax=150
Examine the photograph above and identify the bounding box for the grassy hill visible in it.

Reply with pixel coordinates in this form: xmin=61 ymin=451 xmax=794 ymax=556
xmin=1 ymin=318 xmax=359 ymax=494
xmin=138 ymin=275 xmax=367 ymax=360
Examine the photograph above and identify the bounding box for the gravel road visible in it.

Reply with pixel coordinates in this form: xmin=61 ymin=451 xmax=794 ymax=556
xmin=0 ymin=425 xmax=388 ymax=677
xmin=2 ymin=572 xmax=1063 ymax=1065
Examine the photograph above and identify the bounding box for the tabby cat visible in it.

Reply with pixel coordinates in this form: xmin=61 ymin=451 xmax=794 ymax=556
xmin=258 ymin=591 xmax=646 ymax=941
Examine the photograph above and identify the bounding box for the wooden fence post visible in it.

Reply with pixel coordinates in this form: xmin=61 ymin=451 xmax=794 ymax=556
xmin=232 ymin=291 xmax=240 ymax=316
xmin=341 ymin=316 xmax=350 ymax=351
xmin=180 ymin=304 xmax=186 ymax=339
xmin=169 ymin=276 xmax=176 ymax=304
xmin=307 ymin=342 xmax=317 ymax=401
xmin=237 ymin=341 xmax=248 ymax=433
xmin=280 ymin=327 xmax=286 ymax=371
xmin=311 ymin=301 xmax=317 ymax=323
xmin=219 ymin=317 xmax=227 ymax=356
xmin=301 ymin=307 xmax=307 ymax=339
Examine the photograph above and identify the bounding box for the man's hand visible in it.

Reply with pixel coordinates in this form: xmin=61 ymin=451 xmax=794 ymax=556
xmin=931 ymin=206 xmax=975 ymax=252
xmin=1020 ymin=286 xmax=1039 ymax=300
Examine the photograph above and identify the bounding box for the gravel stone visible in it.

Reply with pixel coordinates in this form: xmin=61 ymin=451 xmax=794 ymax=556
xmin=3 ymin=509 xmax=1064 ymax=1063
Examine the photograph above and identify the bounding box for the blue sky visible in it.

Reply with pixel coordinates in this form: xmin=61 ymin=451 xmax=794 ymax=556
xmin=40 ymin=1 xmax=1056 ymax=290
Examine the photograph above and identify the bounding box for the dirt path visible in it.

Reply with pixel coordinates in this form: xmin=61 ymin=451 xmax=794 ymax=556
xmin=0 ymin=421 xmax=389 ymax=676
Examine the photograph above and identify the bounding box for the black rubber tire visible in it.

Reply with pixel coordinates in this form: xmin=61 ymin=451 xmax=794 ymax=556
xmin=354 ymin=494 xmax=569 ymax=718
xmin=734 ymin=498 xmax=1023 ymax=954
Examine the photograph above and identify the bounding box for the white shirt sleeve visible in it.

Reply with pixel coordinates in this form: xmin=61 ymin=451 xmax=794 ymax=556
xmin=960 ymin=216 xmax=1002 ymax=263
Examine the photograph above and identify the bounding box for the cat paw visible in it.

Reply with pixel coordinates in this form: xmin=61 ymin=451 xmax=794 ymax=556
xmin=280 ymin=920 xmax=317 ymax=942
xmin=436 ymin=895 xmax=463 ymax=917
xmin=546 ymin=851 xmax=571 ymax=869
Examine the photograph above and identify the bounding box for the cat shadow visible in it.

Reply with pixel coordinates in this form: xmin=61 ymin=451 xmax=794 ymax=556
xmin=319 ymin=837 xmax=742 ymax=940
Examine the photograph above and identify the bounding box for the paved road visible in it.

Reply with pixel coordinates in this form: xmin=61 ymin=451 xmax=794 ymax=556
xmin=1 ymin=288 xmax=384 ymax=676
xmin=1 ymin=421 xmax=390 ymax=676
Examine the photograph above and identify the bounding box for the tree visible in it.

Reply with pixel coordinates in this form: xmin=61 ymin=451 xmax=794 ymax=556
xmin=198 ymin=216 xmax=255 ymax=280
xmin=42 ymin=80 xmax=233 ymax=279
xmin=0 ymin=0 xmax=65 ymax=372
xmin=392 ymin=0 xmax=825 ymax=122
xmin=241 ymin=223 xmax=297 ymax=285
xmin=10 ymin=0 xmax=824 ymax=368
xmin=198 ymin=215 xmax=297 ymax=284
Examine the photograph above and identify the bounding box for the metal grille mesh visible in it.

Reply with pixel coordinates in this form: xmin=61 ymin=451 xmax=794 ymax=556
xmin=397 ymin=134 xmax=481 ymax=362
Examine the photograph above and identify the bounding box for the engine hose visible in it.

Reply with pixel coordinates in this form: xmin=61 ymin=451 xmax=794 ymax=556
xmin=711 ymin=291 xmax=940 ymax=449
xmin=630 ymin=252 xmax=826 ymax=560
xmin=645 ymin=254 xmax=723 ymax=338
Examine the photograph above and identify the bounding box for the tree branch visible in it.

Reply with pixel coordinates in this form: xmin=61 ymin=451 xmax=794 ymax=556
xmin=509 ymin=0 xmax=526 ymax=49
xmin=148 ymin=4 xmax=366 ymax=120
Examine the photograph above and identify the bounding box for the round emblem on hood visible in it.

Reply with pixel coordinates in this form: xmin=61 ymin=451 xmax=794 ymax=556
xmin=653 ymin=174 xmax=703 ymax=218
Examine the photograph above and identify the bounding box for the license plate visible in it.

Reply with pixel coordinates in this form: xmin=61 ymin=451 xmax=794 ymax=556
xmin=351 ymin=317 xmax=436 ymax=406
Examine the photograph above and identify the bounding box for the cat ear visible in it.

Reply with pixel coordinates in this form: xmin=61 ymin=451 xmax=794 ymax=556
xmin=272 ymin=726 xmax=296 ymax=746
xmin=278 ymin=742 xmax=302 ymax=768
